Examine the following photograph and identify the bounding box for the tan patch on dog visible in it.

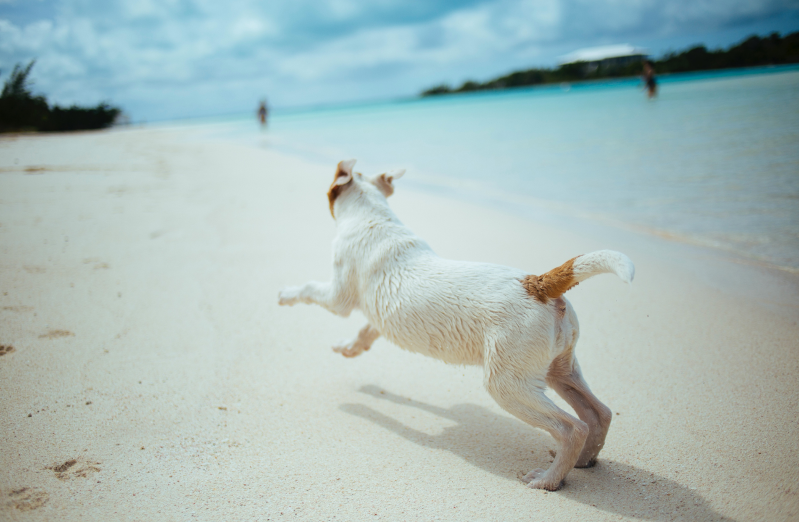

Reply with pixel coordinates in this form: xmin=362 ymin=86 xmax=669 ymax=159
xmin=372 ymin=173 xmax=394 ymax=197
xmin=327 ymin=162 xmax=353 ymax=217
xmin=521 ymin=256 xmax=580 ymax=303
xmin=327 ymin=181 xmax=343 ymax=217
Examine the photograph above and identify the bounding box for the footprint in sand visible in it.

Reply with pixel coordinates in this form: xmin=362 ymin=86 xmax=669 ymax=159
xmin=47 ymin=458 xmax=101 ymax=480
xmin=2 ymin=306 xmax=34 ymax=313
xmin=38 ymin=330 xmax=74 ymax=340
xmin=6 ymin=487 xmax=49 ymax=511
xmin=83 ymin=258 xmax=110 ymax=270
xmin=0 ymin=345 xmax=15 ymax=356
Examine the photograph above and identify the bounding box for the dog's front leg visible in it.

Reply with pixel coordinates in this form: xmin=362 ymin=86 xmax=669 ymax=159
xmin=278 ymin=280 xmax=355 ymax=317
xmin=332 ymin=323 xmax=381 ymax=358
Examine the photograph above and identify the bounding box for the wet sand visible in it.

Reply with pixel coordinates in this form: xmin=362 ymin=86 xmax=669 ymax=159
xmin=1 ymin=127 xmax=797 ymax=521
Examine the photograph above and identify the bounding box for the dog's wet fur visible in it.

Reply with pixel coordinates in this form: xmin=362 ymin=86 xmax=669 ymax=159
xmin=279 ymin=160 xmax=634 ymax=490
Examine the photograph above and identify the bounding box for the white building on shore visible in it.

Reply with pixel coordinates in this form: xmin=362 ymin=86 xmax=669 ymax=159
xmin=558 ymin=44 xmax=649 ymax=72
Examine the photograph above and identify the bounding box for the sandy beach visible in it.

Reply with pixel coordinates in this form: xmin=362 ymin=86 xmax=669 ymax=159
xmin=1 ymin=127 xmax=798 ymax=521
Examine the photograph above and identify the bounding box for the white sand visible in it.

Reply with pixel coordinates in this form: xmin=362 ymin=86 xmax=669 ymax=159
xmin=1 ymin=127 xmax=797 ymax=521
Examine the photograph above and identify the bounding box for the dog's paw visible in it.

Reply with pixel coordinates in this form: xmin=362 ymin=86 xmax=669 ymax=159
xmin=574 ymin=457 xmax=598 ymax=469
xmin=278 ymin=287 xmax=300 ymax=306
xmin=332 ymin=338 xmax=368 ymax=358
xmin=521 ymin=468 xmax=544 ymax=484
xmin=522 ymin=469 xmax=563 ymax=491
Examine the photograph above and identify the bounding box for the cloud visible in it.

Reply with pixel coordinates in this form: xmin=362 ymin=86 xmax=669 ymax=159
xmin=0 ymin=0 xmax=796 ymax=120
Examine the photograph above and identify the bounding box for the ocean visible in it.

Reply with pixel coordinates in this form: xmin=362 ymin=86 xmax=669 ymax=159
xmin=193 ymin=65 xmax=799 ymax=272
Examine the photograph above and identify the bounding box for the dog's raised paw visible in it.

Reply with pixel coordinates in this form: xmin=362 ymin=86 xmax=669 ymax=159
xmin=332 ymin=339 xmax=367 ymax=358
xmin=278 ymin=288 xmax=299 ymax=306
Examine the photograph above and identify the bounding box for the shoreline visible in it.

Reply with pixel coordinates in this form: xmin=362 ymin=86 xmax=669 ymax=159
xmin=1 ymin=127 xmax=797 ymax=521
xmin=182 ymin=123 xmax=799 ymax=283
xmin=400 ymin=176 xmax=799 ymax=314
xmin=6 ymin=122 xmax=799 ymax=281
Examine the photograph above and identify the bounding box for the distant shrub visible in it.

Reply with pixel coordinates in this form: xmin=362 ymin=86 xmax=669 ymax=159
xmin=0 ymin=60 xmax=122 ymax=133
xmin=0 ymin=61 xmax=50 ymax=131
xmin=46 ymin=103 xmax=120 ymax=132
xmin=421 ymin=84 xmax=453 ymax=96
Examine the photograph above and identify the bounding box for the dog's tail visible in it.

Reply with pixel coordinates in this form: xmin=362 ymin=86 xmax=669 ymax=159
xmin=521 ymin=250 xmax=634 ymax=303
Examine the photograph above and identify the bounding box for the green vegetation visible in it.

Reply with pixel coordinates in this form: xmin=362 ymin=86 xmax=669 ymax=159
xmin=0 ymin=60 xmax=121 ymax=132
xmin=421 ymin=31 xmax=799 ymax=96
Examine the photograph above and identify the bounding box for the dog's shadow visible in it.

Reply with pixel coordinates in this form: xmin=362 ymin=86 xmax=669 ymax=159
xmin=341 ymin=385 xmax=733 ymax=521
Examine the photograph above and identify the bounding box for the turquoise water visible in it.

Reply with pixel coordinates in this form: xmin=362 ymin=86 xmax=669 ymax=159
xmin=203 ymin=66 xmax=799 ymax=271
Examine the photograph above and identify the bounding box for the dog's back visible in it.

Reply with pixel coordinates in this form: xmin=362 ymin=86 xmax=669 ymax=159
xmin=367 ymin=256 xmax=544 ymax=365
xmin=333 ymin=183 xmax=632 ymax=369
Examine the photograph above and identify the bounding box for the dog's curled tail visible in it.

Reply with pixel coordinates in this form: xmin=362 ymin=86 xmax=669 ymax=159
xmin=521 ymin=250 xmax=634 ymax=303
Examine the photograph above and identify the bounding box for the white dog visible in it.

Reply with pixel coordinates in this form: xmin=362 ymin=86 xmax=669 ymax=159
xmin=278 ymin=160 xmax=634 ymax=491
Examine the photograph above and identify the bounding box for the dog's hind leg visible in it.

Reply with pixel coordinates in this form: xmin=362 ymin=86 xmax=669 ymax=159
xmin=546 ymin=353 xmax=612 ymax=468
xmin=332 ymin=323 xmax=380 ymax=358
xmin=486 ymin=370 xmax=588 ymax=491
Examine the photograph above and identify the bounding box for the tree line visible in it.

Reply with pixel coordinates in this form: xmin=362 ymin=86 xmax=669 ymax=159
xmin=421 ymin=31 xmax=799 ymax=96
xmin=0 ymin=61 xmax=121 ymax=133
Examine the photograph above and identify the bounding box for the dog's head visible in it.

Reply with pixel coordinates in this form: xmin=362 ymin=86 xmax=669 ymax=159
xmin=327 ymin=159 xmax=405 ymax=218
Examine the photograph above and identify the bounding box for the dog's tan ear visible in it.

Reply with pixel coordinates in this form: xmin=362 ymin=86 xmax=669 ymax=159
xmin=328 ymin=159 xmax=357 ymax=218
xmin=334 ymin=159 xmax=356 ymax=186
xmin=372 ymin=169 xmax=405 ymax=197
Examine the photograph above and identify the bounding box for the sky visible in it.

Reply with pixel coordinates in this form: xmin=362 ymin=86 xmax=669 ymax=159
xmin=1 ymin=0 xmax=798 ymax=122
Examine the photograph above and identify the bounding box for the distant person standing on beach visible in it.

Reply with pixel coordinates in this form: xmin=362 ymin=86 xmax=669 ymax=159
xmin=642 ymin=60 xmax=657 ymax=98
xmin=258 ymin=100 xmax=269 ymax=127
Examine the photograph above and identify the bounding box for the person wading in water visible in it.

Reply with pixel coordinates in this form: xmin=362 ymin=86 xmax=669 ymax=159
xmin=258 ymin=100 xmax=269 ymax=127
xmin=642 ymin=60 xmax=657 ymax=98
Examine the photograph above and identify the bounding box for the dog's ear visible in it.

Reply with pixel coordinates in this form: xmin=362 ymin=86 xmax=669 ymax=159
xmin=334 ymin=159 xmax=356 ymax=186
xmin=328 ymin=159 xmax=357 ymax=218
xmin=372 ymin=169 xmax=405 ymax=197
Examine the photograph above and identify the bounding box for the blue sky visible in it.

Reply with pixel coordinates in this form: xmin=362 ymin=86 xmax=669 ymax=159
xmin=1 ymin=0 xmax=798 ymax=122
